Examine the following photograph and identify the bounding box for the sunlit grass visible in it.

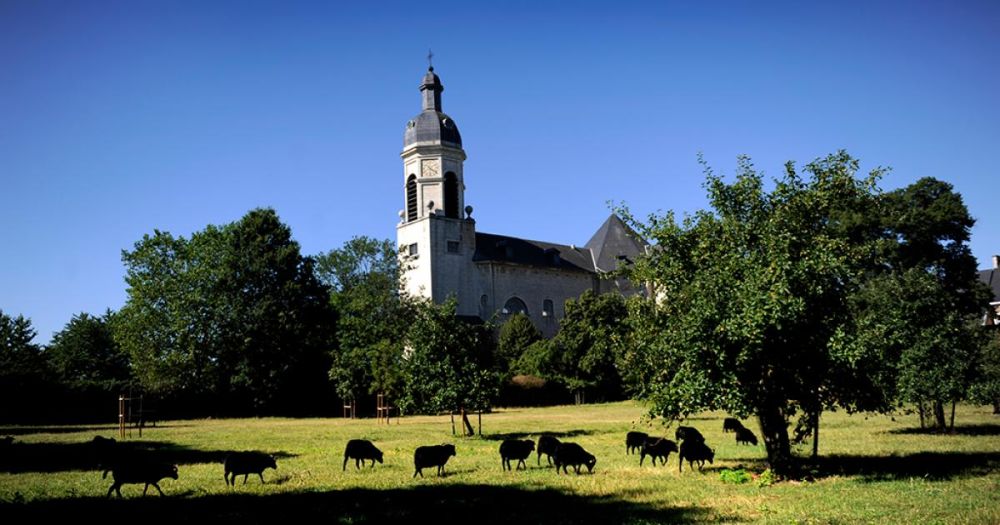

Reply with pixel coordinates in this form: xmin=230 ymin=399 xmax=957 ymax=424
xmin=1 ymin=402 xmax=998 ymax=523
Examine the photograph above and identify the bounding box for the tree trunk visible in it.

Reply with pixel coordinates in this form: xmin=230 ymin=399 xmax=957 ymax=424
xmin=811 ymin=411 xmax=819 ymax=460
xmin=460 ymin=406 xmax=474 ymax=436
xmin=993 ymin=399 xmax=999 ymax=415
xmin=918 ymin=402 xmax=926 ymax=429
xmin=450 ymin=412 xmax=456 ymax=436
xmin=478 ymin=410 xmax=482 ymax=436
xmin=950 ymin=401 xmax=956 ymax=431
xmin=757 ymin=401 xmax=796 ymax=477
xmin=933 ymin=400 xmax=947 ymax=430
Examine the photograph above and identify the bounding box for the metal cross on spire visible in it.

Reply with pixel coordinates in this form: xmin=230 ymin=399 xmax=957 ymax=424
xmin=427 ymin=49 xmax=434 ymax=71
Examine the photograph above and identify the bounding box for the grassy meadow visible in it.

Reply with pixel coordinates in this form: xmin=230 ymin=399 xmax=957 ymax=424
xmin=1 ymin=401 xmax=998 ymax=523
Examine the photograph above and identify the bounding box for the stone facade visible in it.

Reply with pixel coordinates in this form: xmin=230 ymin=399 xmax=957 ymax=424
xmin=396 ymin=68 xmax=645 ymax=336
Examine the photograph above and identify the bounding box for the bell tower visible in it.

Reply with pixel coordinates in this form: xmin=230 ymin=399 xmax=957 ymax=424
xmin=396 ymin=66 xmax=477 ymax=313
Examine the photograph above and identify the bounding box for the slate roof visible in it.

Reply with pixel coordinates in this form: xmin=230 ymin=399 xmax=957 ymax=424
xmin=585 ymin=214 xmax=647 ymax=272
xmin=979 ymin=268 xmax=1000 ymax=303
xmin=473 ymin=232 xmax=597 ymax=273
xmin=404 ymin=110 xmax=462 ymax=149
xmin=472 ymin=214 xmax=647 ymax=274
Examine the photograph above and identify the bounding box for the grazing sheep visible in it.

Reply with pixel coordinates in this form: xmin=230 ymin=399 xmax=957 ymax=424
xmin=91 ymin=436 xmax=119 ymax=470
xmin=639 ymin=437 xmax=678 ymax=467
xmin=224 ymin=451 xmax=277 ymax=486
xmin=625 ymin=431 xmax=648 ymax=455
xmin=536 ymin=434 xmax=561 ymax=466
xmin=343 ymin=439 xmax=384 ymax=471
xmin=722 ymin=418 xmax=744 ymax=433
xmin=413 ymin=444 xmax=456 ymax=478
xmin=104 ymin=460 xmax=178 ymax=498
xmin=552 ymin=442 xmax=597 ymax=475
xmin=499 ymin=439 xmax=535 ymax=471
xmin=735 ymin=426 xmax=758 ymax=446
xmin=678 ymin=440 xmax=714 ymax=473
xmin=674 ymin=426 xmax=705 ymax=443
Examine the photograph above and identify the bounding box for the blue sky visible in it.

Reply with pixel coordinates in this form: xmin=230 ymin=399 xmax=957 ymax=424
xmin=2 ymin=1 xmax=998 ymax=344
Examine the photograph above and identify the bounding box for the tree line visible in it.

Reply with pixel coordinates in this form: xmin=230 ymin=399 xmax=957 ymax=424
xmin=2 ymin=152 xmax=999 ymax=472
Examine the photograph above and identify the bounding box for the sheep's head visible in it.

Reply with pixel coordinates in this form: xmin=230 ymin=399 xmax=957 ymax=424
xmin=585 ymin=454 xmax=597 ymax=473
xmin=375 ymin=450 xmax=384 ymax=464
xmin=444 ymin=444 xmax=456 ymax=457
xmin=708 ymin=449 xmax=715 ymax=464
xmin=268 ymin=455 xmax=278 ymax=469
xmin=167 ymin=465 xmax=179 ymax=480
xmin=525 ymin=439 xmax=535 ymax=451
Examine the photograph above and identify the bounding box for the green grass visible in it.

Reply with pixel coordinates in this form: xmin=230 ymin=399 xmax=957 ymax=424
xmin=1 ymin=402 xmax=998 ymax=523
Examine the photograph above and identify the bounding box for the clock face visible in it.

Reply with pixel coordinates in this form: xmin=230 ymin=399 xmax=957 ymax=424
xmin=422 ymin=160 xmax=439 ymax=178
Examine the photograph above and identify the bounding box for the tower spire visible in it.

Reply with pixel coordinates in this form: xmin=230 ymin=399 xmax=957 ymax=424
xmin=420 ymin=61 xmax=443 ymax=112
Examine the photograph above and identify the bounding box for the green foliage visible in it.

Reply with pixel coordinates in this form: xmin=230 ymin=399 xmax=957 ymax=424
xmin=0 ymin=310 xmax=47 ymax=379
xmin=756 ymin=468 xmax=776 ymax=487
xmin=969 ymin=330 xmax=1000 ymax=408
xmin=719 ymin=468 xmax=752 ymax=484
xmin=521 ymin=291 xmax=629 ymax=403
xmin=47 ymin=311 xmax=130 ymax=391
xmin=399 ymin=299 xmax=500 ymax=421
xmin=497 ymin=313 xmax=541 ymax=374
xmin=618 ymin=151 xmax=887 ymax=474
xmin=113 ymin=208 xmax=336 ymax=414
xmin=316 ymin=237 xmax=413 ymax=401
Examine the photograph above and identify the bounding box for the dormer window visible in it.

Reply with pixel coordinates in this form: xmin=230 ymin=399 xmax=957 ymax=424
xmin=545 ymin=248 xmax=561 ymax=266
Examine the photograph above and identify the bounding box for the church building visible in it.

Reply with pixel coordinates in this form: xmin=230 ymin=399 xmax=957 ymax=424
xmin=396 ymin=67 xmax=646 ymax=336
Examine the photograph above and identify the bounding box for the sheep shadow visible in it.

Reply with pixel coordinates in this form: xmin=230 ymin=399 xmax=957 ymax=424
xmin=886 ymin=424 xmax=1000 ymax=436
xmin=0 ymin=485 xmax=711 ymax=524
xmin=0 ymin=440 xmax=296 ymax=474
xmin=481 ymin=430 xmax=594 ymax=441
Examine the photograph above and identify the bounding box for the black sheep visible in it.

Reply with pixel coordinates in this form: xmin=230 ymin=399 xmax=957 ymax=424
xmin=678 ymin=440 xmax=714 ymax=472
xmin=224 ymin=451 xmax=277 ymax=486
xmin=91 ymin=435 xmax=119 ymax=470
xmin=552 ymin=442 xmax=597 ymax=474
xmin=499 ymin=439 xmax=535 ymax=471
xmin=722 ymin=418 xmax=744 ymax=433
xmin=104 ymin=459 xmax=178 ymax=497
xmin=639 ymin=437 xmax=678 ymax=467
xmin=735 ymin=426 xmax=758 ymax=446
xmin=343 ymin=439 xmax=384 ymax=471
xmin=413 ymin=444 xmax=456 ymax=478
xmin=674 ymin=426 xmax=705 ymax=443
xmin=625 ymin=431 xmax=648 ymax=455
xmin=537 ymin=434 xmax=561 ymax=466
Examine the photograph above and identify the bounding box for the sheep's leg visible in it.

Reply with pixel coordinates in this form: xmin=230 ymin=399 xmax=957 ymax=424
xmin=356 ymin=459 xmax=362 ymax=470
xmin=413 ymin=468 xmax=421 ymax=478
xmin=106 ymin=483 xmax=116 ymax=498
xmin=153 ymin=482 xmax=165 ymax=496
xmin=369 ymin=459 xmax=375 ymax=469
xmin=258 ymin=472 xmax=265 ymax=484
xmin=143 ymin=484 xmax=150 ymax=496
xmin=243 ymin=474 xmax=248 ymax=485
xmin=342 ymin=456 xmax=349 ymax=472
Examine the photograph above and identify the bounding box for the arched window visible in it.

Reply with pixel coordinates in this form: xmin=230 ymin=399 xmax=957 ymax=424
xmin=502 ymin=297 xmax=529 ymax=316
xmin=543 ymin=299 xmax=554 ymax=318
xmin=406 ymin=175 xmax=418 ymax=222
xmin=480 ymin=294 xmax=489 ymax=319
xmin=444 ymin=172 xmax=459 ymax=219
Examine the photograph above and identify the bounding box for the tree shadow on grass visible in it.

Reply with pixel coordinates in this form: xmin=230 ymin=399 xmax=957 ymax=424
xmin=0 ymin=440 xmax=296 ymax=474
xmin=887 ymin=424 xmax=1000 ymax=436
xmin=0 ymin=425 xmax=120 ymax=436
xmin=481 ymin=430 xmax=595 ymax=441
xmin=0 ymin=485 xmax=713 ymax=524
xmin=723 ymin=451 xmax=1000 ymax=482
